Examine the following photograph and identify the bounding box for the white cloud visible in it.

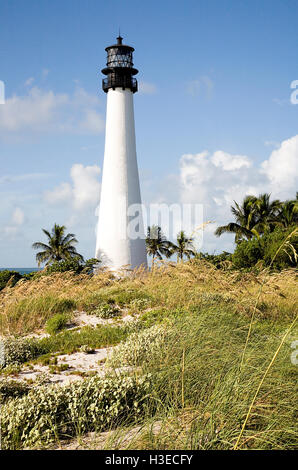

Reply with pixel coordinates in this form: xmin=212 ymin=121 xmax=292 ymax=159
xmin=261 ymin=135 xmax=298 ymax=196
xmin=79 ymin=109 xmax=104 ymax=134
xmin=0 ymin=86 xmax=104 ymax=135
xmin=44 ymin=163 xmax=101 ymax=210
xmin=179 ymin=151 xmax=258 ymax=211
xmin=45 ymin=182 xmax=72 ymax=205
xmin=2 ymin=226 xmax=19 ymax=237
xmin=264 ymin=140 xmax=280 ymax=148
xmin=180 ymin=136 xmax=298 ymax=208
xmin=186 ymin=76 xmax=214 ymax=98
xmin=211 ymin=151 xmax=251 ymax=171
xmin=1 ymin=207 xmax=25 ymax=238
xmin=24 ymin=77 xmax=35 ymax=87
xmin=150 ymin=135 xmax=298 ymax=253
xmin=138 ymin=81 xmax=157 ymax=95
xmin=0 ymin=173 xmax=51 ymax=184
xmin=70 ymin=164 xmax=101 ymax=209
xmin=12 ymin=207 xmax=25 ymax=225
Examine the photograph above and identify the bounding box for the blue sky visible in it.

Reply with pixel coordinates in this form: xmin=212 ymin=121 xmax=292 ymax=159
xmin=0 ymin=0 xmax=297 ymax=267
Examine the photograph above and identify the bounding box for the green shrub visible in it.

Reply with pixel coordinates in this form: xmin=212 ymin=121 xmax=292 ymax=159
xmin=79 ymin=345 xmax=95 ymax=354
xmin=45 ymin=258 xmax=84 ymax=274
xmin=93 ymin=304 xmax=120 ymax=319
xmin=81 ymin=258 xmax=100 ymax=275
xmin=1 ymin=373 xmax=152 ymax=449
xmin=103 ymin=289 xmax=152 ymax=307
xmin=139 ymin=308 xmax=168 ymax=327
xmin=0 ymin=270 xmax=22 ymax=291
xmin=39 ymin=324 xmax=129 ymax=355
xmin=262 ymin=227 xmax=298 ymax=269
xmin=44 ymin=258 xmax=100 ymax=276
xmin=195 ymin=251 xmax=233 ymax=268
xmin=0 ymin=337 xmax=47 ymax=368
xmin=0 ymin=379 xmax=30 ymax=403
xmin=232 ymin=237 xmax=264 ymax=269
xmin=81 ymin=288 xmax=153 ymax=313
xmin=108 ymin=324 xmax=170 ymax=367
xmin=22 ymin=271 xmax=40 ymax=281
xmin=45 ymin=313 xmax=69 ymax=335
xmin=129 ymin=298 xmax=151 ymax=313
xmin=3 ymin=295 xmax=76 ymax=336
xmin=232 ymin=227 xmax=298 ymax=269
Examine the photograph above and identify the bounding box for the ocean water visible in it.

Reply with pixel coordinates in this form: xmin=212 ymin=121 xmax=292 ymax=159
xmin=0 ymin=268 xmax=41 ymax=275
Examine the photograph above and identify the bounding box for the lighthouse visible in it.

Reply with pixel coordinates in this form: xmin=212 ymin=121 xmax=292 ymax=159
xmin=95 ymin=36 xmax=148 ymax=271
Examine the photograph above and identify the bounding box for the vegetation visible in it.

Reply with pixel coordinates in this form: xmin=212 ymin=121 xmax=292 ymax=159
xmin=0 ymin=337 xmax=47 ymax=368
xmin=0 ymin=270 xmax=22 ymax=291
xmin=195 ymin=251 xmax=232 ymax=268
xmin=32 ymin=223 xmax=84 ymax=266
xmin=92 ymin=303 xmax=121 ymax=319
xmin=38 ymin=324 xmax=131 ymax=355
xmin=215 ymin=192 xmax=297 ymax=242
xmin=1 ymin=374 xmax=152 ymax=449
xmin=0 ymin=379 xmax=30 ymax=403
xmin=108 ymin=324 xmax=170 ymax=368
xmin=277 ymin=198 xmax=298 ymax=228
xmin=0 ymin=324 xmax=130 ymax=366
xmin=232 ymin=227 xmax=298 ymax=269
xmin=170 ymin=230 xmax=196 ymax=262
xmin=0 ymin=258 xmax=100 ymax=294
xmin=0 ymin=260 xmax=297 ymax=449
xmin=0 ymin=192 xmax=297 ymax=450
xmin=213 ymin=193 xmax=298 ymax=270
xmin=146 ymin=193 xmax=297 ymax=270
xmin=1 ymin=293 xmax=76 ymax=336
xmin=45 ymin=257 xmax=99 ymax=275
xmin=45 ymin=313 xmax=69 ymax=335
xmin=146 ymin=225 xmax=172 ymax=264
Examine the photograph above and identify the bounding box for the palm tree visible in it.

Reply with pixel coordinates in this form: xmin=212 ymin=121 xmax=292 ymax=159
xmin=253 ymin=193 xmax=281 ymax=234
xmin=215 ymin=195 xmax=259 ymax=243
xmin=215 ymin=193 xmax=283 ymax=242
xmin=145 ymin=225 xmax=172 ymax=265
xmin=171 ymin=230 xmax=196 ymax=262
xmin=275 ymin=199 xmax=298 ymax=228
xmin=32 ymin=224 xmax=84 ymax=267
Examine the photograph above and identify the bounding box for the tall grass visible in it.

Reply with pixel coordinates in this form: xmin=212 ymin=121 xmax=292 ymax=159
xmin=24 ymin=303 xmax=296 ymax=451
xmin=0 ymin=258 xmax=297 ymax=449
xmin=39 ymin=324 xmax=130 ymax=355
xmin=108 ymin=307 xmax=297 ymax=450
xmin=1 ymin=295 xmax=76 ymax=336
xmin=1 ymin=261 xmax=296 ymax=336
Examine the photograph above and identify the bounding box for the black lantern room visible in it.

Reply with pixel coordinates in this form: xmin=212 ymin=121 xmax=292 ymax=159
xmin=102 ymin=36 xmax=138 ymax=93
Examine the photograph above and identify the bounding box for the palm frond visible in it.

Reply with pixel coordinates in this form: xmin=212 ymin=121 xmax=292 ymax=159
xmin=32 ymin=242 xmax=51 ymax=250
xmin=32 ymin=224 xmax=83 ymax=266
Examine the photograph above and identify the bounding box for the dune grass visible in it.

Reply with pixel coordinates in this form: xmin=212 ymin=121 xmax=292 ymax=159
xmin=133 ymin=308 xmax=297 ymax=450
xmin=38 ymin=324 xmax=130 ymax=355
xmin=1 ymin=262 xmax=296 ymax=337
xmin=0 ymin=261 xmax=297 ymax=450
xmin=0 ymin=294 xmax=76 ymax=336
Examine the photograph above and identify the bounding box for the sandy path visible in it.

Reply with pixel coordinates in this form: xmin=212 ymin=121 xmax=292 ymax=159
xmin=15 ymin=347 xmax=116 ymax=385
xmin=2 ymin=310 xmax=137 ymax=386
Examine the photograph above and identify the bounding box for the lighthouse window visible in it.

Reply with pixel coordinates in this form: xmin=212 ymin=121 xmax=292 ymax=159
xmin=107 ymin=48 xmax=133 ymax=68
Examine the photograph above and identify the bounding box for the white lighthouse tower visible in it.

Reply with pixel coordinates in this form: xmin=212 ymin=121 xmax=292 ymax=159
xmin=95 ymin=36 xmax=147 ymax=271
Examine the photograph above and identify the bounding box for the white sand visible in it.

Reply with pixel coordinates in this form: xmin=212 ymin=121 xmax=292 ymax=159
xmin=2 ymin=310 xmax=138 ymax=386
xmin=16 ymin=347 xmax=111 ymax=385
